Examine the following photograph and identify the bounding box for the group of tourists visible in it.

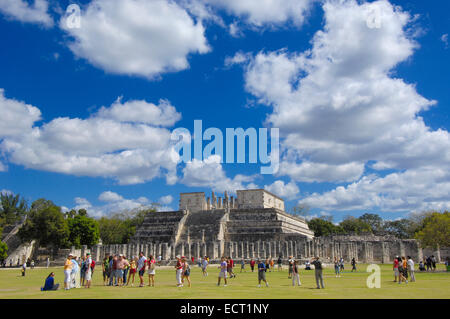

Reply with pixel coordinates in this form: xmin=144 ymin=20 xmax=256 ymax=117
xmin=37 ymin=252 xmax=443 ymax=292
xmin=393 ymin=256 xmax=416 ymax=284
xmin=418 ymin=255 xmax=437 ymax=272
xmin=63 ymin=252 xmax=94 ymax=290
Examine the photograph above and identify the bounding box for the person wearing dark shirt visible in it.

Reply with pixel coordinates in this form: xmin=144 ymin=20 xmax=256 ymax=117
xmin=257 ymin=259 xmax=269 ymax=287
xmin=277 ymin=256 xmax=282 ymax=271
xmin=250 ymin=259 xmax=255 ymax=272
xmin=311 ymin=257 xmax=324 ymax=289
xmin=41 ymin=272 xmax=59 ymax=291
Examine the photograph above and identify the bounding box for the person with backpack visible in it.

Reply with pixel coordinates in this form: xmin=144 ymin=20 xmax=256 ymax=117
xmin=277 ymin=256 xmax=282 ymax=271
xmin=311 ymin=257 xmax=324 ymax=289
xmin=257 ymin=259 xmax=269 ymax=288
xmin=147 ymin=255 xmax=156 ymax=287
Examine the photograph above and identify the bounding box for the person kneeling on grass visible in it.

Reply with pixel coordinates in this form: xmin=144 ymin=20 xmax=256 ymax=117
xmin=41 ymin=272 xmax=59 ymax=291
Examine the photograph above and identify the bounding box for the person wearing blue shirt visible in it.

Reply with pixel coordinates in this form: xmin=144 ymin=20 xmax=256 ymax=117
xmin=257 ymin=259 xmax=269 ymax=288
xmin=41 ymin=272 xmax=59 ymax=291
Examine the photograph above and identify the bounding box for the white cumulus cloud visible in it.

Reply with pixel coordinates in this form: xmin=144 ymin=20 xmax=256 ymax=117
xmin=0 ymin=0 xmax=53 ymax=27
xmin=60 ymin=0 xmax=210 ymax=79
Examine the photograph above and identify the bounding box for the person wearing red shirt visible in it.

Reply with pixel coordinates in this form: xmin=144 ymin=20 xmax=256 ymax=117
xmin=393 ymin=256 xmax=399 ymax=282
xmin=175 ymin=256 xmax=184 ymax=287
xmin=250 ymin=259 xmax=256 ymax=272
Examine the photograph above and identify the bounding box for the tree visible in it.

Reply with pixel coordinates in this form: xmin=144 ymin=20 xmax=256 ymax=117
xmin=358 ymin=213 xmax=383 ymax=235
xmin=290 ymin=204 xmax=311 ymax=219
xmin=18 ymin=201 xmax=69 ymax=249
xmin=381 ymin=219 xmax=416 ymax=239
xmin=98 ymin=208 xmax=156 ymax=244
xmin=0 ymin=193 xmax=28 ymax=225
xmin=339 ymin=216 xmax=372 ymax=235
xmin=307 ymin=218 xmax=343 ymax=237
xmin=67 ymin=210 xmax=100 ymax=248
xmin=0 ymin=241 xmax=7 ymax=262
xmin=415 ymin=212 xmax=450 ymax=249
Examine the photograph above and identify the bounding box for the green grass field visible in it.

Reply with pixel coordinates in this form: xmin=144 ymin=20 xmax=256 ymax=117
xmin=1 ymin=264 xmax=449 ymax=299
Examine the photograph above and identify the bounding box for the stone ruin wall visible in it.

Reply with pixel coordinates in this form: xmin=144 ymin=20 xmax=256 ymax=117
xmin=74 ymin=235 xmax=438 ymax=265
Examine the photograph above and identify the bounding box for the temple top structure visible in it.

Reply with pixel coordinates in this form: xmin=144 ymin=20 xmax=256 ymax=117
xmin=179 ymin=189 xmax=285 ymax=212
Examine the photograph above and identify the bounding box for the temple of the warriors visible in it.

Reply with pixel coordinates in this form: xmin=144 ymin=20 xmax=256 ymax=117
xmin=83 ymin=190 xmax=434 ymax=264
xmin=5 ymin=189 xmax=446 ymax=266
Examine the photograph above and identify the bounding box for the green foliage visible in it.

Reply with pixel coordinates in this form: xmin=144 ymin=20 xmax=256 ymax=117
xmin=382 ymin=219 xmax=416 ymax=239
xmin=0 ymin=241 xmax=7 ymax=261
xmin=18 ymin=201 xmax=69 ymax=248
xmin=98 ymin=208 xmax=156 ymax=245
xmin=358 ymin=213 xmax=384 ymax=235
xmin=415 ymin=211 xmax=450 ymax=249
xmin=67 ymin=210 xmax=100 ymax=248
xmin=307 ymin=218 xmax=343 ymax=237
xmin=0 ymin=192 xmax=28 ymax=226
xmin=339 ymin=216 xmax=372 ymax=235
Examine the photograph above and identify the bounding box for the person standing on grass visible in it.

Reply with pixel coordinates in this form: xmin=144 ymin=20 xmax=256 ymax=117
xmin=277 ymin=256 xmax=282 ymax=271
xmin=339 ymin=257 xmax=344 ymax=271
xmin=257 ymin=259 xmax=269 ymax=287
xmin=84 ymin=253 xmax=93 ymax=288
xmin=46 ymin=257 xmax=50 ymax=269
xmin=431 ymin=255 xmax=436 ymax=272
xmin=80 ymin=256 xmax=86 ymax=287
xmin=311 ymin=257 xmax=324 ymax=289
xmin=397 ymin=257 xmax=407 ymax=284
xmin=250 ymin=259 xmax=255 ymax=272
xmin=288 ymin=256 xmax=294 ymax=278
xmin=70 ymin=256 xmax=80 ymax=288
xmin=202 ymin=256 xmax=208 ymax=276
xmin=334 ymin=257 xmax=341 ymax=278
xmin=116 ymin=254 xmax=129 ymax=287
xmin=137 ymin=252 xmax=147 ymax=288
xmin=102 ymin=256 xmax=109 ymax=286
xmin=63 ymin=254 xmax=73 ymax=290
xmin=21 ymin=261 xmax=26 ymax=276
xmin=407 ymin=256 xmax=416 ymax=282
xmin=393 ymin=256 xmax=399 ymax=282
xmin=147 ymin=255 xmax=156 ymax=287
xmin=270 ymin=258 xmax=274 ymax=272
xmin=217 ymin=257 xmax=228 ymax=287
xmin=128 ymin=257 xmax=137 ymax=286
xmin=351 ymin=258 xmax=357 ymax=272
xmin=182 ymin=256 xmax=191 ymax=287
xmin=292 ymin=260 xmax=301 ymax=287
xmin=265 ymin=258 xmax=270 ymax=273
xmin=240 ymin=259 xmax=246 ymax=273
xmin=175 ymin=256 xmax=184 ymax=287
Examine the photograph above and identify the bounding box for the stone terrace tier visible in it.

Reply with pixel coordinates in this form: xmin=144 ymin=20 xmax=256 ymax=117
xmin=225 ymin=208 xmax=314 ymax=242
xmin=132 ymin=210 xmax=187 ymax=244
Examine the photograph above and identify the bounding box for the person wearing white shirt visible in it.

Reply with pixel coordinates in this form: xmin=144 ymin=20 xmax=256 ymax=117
xmin=407 ymin=256 xmax=416 ymax=282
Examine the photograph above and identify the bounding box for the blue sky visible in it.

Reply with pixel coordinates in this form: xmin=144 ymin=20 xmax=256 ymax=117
xmin=0 ymin=0 xmax=449 ymax=222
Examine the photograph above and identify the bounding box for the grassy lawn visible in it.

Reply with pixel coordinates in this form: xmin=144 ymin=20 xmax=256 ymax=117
xmin=0 ymin=264 xmax=449 ymax=299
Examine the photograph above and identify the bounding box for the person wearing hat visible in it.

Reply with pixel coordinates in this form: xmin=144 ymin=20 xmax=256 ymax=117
xmin=175 ymin=256 xmax=184 ymax=287
xmin=311 ymin=257 xmax=324 ymax=289
xmin=257 ymin=259 xmax=269 ymax=288
xmin=63 ymin=254 xmax=73 ymax=290
xmin=84 ymin=253 xmax=93 ymax=288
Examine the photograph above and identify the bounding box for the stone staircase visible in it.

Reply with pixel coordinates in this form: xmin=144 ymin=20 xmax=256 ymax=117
xmin=177 ymin=209 xmax=228 ymax=243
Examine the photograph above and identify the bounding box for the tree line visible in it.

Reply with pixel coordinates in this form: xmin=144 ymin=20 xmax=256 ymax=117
xmin=300 ymin=210 xmax=449 ymax=250
xmin=0 ymin=193 xmax=157 ymax=261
